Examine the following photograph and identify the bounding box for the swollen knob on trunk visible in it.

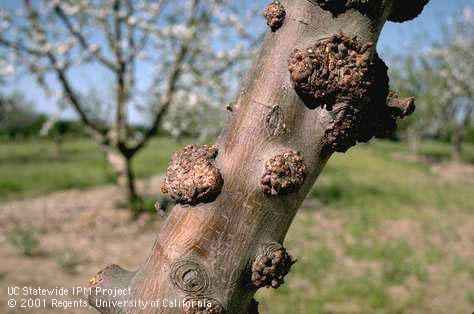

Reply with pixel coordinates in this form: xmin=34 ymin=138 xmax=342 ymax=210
xmin=372 ymin=91 xmax=416 ymax=139
xmin=260 ymin=150 xmax=307 ymax=196
xmin=184 ymin=297 xmax=225 ymax=314
xmin=250 ymin=243 xmax=296 ymax=289
xmin=264 ymin=1 xmax=286 ymax=31
xmin=161 ymin=144 xmax=223 ymax=205
xmin=288 ymin=33 xmax=374 ymax=109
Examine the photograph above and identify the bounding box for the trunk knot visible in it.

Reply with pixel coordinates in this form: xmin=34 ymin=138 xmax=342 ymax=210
xmin=386 ymin=91 xmax=415 ymax=118
xmin=263 ymin=1 xmax=286 ymax=31
xmin=370 ymin=90 xmax=416 ymax=139
xmin=265 ymin=105 xmax=287 ymax=137
xmin=314 ymin=0 xmax=383 ymax=18
xmin=323 ymin=103 xmax=360 ymax=153
xmin=288 ymin=33 xmax=374 ymax=110
xmin=184 ymin=297 xmax=225 ymax=314
xmin=261 ymin=150 xmax=307 ymax=196
xmin=321 ymin=55 xmax=416 ymax=153
xmin=161 ymin=144 xmax=223 ymax=205
xmin=250 ymin=243 xmax=296 ymax=289
xmin=170 ymin=260 xmax=211 ymax=294
xmin=388 ymin=0 xmax=430 ymax=23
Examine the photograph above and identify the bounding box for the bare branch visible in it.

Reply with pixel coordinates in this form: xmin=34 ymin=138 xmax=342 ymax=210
xmin=129 ymin=41 xmax=189 ymax=154
xmin=22 ymin=0 xmax=106 ymax=139
xmin=126 ymin=0 xmax=167 ymax=64
xmin=111 ymin=0 xmax=128 ymax=146
xmin=0 ymin=37 xmax=45 ymax=57
xmin=53 ymin=4 xmax=117 ymax=71
xmin=130 ymin=0 xmax=201 ymax=154
xmin=124 ymin=0 xmax=136 ymax=98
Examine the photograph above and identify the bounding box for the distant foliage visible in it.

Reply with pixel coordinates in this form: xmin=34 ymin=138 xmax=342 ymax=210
xmin=390 ymin=6 xmax=473 ymax=149
xmin=0 ymin=92 xmax=88 ymax=139
xmin=0 ymin=93 xmax=43 ymax=138
xmin=0 ymin=0 xmax=263 ymax=142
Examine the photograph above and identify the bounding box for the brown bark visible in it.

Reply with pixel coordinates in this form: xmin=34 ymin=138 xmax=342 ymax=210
xmin=451 ymin=105 xmax=472 ymax=162
xmin=88 ymin=1 xmax=428 ymax=313
xmin=451 ymin=127 xmax=463 ymax=162
xmin=105 ymin=150 xmax=139 ymax=209
xmin=408 ymin=128 xmax=420 ymax=155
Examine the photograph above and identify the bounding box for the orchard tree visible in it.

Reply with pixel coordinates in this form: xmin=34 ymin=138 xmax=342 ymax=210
xmin=82 ymin=0 xmax=429 ymax=313
xmin=0 ymin=0 xmax=261 ymax=211
xmin=0 ymin=92 xmax=41 ymax=138
xmin=430 ymin=7 xmax=474 ymax=161
xmin=390 ymin=55 xmax=446 ymax=153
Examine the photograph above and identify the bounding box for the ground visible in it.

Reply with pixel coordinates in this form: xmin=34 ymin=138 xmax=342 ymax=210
xmin=0 ymin=138 xmax=473 ymax=313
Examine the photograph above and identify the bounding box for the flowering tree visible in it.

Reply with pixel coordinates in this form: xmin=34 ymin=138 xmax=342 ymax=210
xmin=80 ymin=0 xmax=428 ymax=313
xmin=0 ymin=0 xmax=261 ymax=211
xmin=431 ymin=7 xmax=474 ymax=160
xmin=390 ymin=55 xmax=447 ymax=153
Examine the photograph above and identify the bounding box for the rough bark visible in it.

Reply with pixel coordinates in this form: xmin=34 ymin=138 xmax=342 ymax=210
xmin=88 ymin=0 xmax=428 ymax=313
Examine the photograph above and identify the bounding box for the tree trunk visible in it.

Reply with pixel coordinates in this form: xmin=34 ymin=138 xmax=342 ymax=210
xmin=88 ymin=1 xmax=426 ymax=313
xmin=408 ymin=128 xmax=420 ymax=155
xmin=53 ymin=137 xmax=63 ymax=160
xmin=451 ymin=105 xmax=472 ymax=162
xmin=105 ymin=149 xmax=139 ymax=209
xmin=451 ymin=126 xmax=463 ymax=162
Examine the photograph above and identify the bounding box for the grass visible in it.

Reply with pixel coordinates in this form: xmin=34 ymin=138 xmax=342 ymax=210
xmin=7 ymin=225 xmax=41 ymax=257
xmin=54 ymin=249 xmax=83 ymax=275
xmin=256 ymin=139 xmax=474 ymax=314
xmin=311 ymin=140 xmax=474 ymax=225
xmin=1 ymin=137 xmax=474 ymax=313
xmin=0 ymin=136 xmax=191 ymax=201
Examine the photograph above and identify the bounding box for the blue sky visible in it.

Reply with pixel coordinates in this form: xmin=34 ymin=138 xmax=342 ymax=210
xmin=1 ymin=0 xmax=472 ymax=122
xmin=379 ymin=0 xmax=473 ymax=54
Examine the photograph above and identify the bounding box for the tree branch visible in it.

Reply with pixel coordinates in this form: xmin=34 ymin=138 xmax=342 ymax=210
xmin=110 ymin=0 xmax=129 ymax=146
xmin=53 ymin=5 xmax=117 ymax=72
xmin=88 ymin=1 xmax=428 ymax=313
xmin=129 ymin=0 xmax=200 ymax=154
xmin=0 ymin=37 xmax=45 ymax=57
xmin=22 ymin=0 xmax=106 ymax=140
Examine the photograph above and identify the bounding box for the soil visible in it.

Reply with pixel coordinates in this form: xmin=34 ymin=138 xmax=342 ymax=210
xmin=0 ymin=177 xmax=165 ymax=313
xmin=1 ymin=173 xmax=473 ymax=313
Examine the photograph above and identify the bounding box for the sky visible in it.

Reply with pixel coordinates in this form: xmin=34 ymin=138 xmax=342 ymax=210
xmin=1 ymin=0 xmax=472 ymax=123
xmin=379 ymin=0 xmax=473 ymax=54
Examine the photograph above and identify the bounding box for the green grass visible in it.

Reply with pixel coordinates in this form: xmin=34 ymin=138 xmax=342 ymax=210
xmin=257 ymin=140 xmax=474 ymax=314
xmin=0 ymin=137 xmax=190 ymax=201
xmin=1 ymin=137 xmax=474 ymax=313
xmin=311 ymin=140 xmax=474 ymax=225
xmin=7 ymin=225 xmax=41 ymax=257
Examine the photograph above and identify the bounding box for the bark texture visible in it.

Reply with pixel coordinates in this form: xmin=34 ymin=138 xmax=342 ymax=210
xmin=89 ymin=0 xmax=428 ymax=313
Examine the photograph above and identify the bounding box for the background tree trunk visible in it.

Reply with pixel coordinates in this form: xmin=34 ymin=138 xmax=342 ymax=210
xmin=88 ymin=0 xmax=427 ymax=313
xmin=451 ymin=105 xmax=473 ymax=162
xmin=451 ymin=127 xmax=463 ymax=162
xmin=408 ymin=128 xmax=420 ymax=155
xmin=105 ymin=150 xmax=139 ymax=209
